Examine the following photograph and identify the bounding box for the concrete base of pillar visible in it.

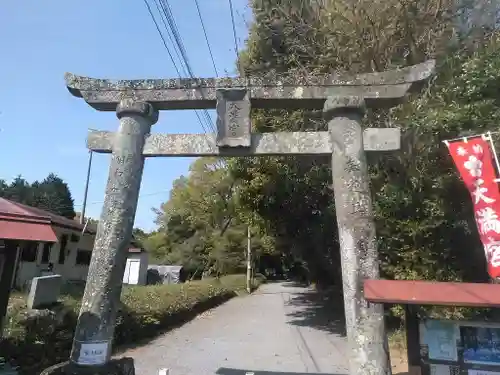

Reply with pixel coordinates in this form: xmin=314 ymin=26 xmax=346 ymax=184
xmin=40 ymin=358 xmax=135 ymax=375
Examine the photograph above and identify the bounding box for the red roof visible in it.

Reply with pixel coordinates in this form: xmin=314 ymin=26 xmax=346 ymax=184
xmin=364 ymin=279 xmax=500 ymax=308
xmin=0 ymin=198 xmax=144 ymax=251
xmin=0 ymin=198 xmax=93 ymax=242
xmin=0 ymin=221 xmax=58 ymax=242
xmin=0 ymin=198 xmax=91 ymax=231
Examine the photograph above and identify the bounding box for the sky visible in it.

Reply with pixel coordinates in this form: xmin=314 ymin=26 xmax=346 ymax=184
xmin=0 ymin=0 xmax=252 ymax=231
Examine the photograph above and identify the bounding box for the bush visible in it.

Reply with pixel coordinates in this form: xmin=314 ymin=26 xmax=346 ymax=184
xmin=1 ymin=274 xmax=264 ymax=375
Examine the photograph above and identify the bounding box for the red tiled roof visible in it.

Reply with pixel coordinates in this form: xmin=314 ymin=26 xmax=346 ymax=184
xmin=0 ymin=197 xmax=94 ymax=237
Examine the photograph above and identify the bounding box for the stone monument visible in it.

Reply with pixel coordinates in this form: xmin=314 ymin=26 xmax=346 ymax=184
xmin=43 ymin=60 xmax=435 ymax=375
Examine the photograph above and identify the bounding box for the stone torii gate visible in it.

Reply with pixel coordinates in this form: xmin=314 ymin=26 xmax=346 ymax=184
xmin=59 ymin=61 xmax=434 ymax=375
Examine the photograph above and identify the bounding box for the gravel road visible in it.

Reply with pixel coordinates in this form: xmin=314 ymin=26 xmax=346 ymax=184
xmin=121 ymin=282 xmax=349 ymax=375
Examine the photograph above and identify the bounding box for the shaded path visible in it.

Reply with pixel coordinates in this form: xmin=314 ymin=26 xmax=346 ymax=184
xmin=121 ymin=282 xmax=348 ymax=375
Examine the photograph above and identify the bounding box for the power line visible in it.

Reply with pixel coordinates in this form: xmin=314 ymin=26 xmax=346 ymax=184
xmin=159 ymin=0 xmax=216 ymax=132
xmin=159 ymin=0 xmax=193 ymax=77
xmin=142 ymin=0 xmax=182 ymax=77
xmin=153 ymin=0 xmax=186 ymax=74
xmin=193 ymin=0 xmax=219 ymax=76
xmin=143 ymin=0 xmax=214 ymax=134
xmin=228 ymin=0 xmax=240 ymax=66
xmin=162 ymin=0 xmax=195 ymax=76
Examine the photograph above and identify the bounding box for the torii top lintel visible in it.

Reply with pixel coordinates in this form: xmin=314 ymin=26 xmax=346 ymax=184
xmin=65 ymin=60 xmax=435 ymax=111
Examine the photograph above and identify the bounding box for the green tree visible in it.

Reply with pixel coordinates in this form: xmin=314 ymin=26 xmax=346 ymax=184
xmin=0 ymin=173 xmax=75 ymax=219
xmin=231 ymin=0 xmax=499 ymax=285
xmin=374 ymin=36 xmax=500 ymax=283
xmin=32 ymin=173 xmax=75 ymax=219
xmin=4 ymin=176 xmax=33 ymax=204
xmin=151 ymin=157 xmax=274 ymax=277
xmin=0 ymin=179 xmax=9 ymax=196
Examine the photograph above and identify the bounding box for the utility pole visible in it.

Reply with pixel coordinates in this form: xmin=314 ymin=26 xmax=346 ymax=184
xmin=246 ymin=225 xmax=252 ymax=293
xmin=80 ymin=150 xmax=93 ymax=225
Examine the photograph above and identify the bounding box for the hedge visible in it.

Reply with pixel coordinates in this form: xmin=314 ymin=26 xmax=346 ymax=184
xmin=0 ymin=274 xmax=265 ymax=375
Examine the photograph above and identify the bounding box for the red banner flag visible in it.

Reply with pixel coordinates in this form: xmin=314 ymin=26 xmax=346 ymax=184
xmin=447 ymin=136 xmax=500 ymax=279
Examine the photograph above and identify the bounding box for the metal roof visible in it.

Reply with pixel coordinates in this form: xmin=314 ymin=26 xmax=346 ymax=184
xmin=0 ymin=198 xmax=93 ymax=233
xmin=364 ymin=279 xmax=500 ymax=307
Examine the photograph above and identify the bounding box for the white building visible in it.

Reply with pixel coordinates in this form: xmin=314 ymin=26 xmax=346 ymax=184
xmin=123 ymin=248 xmax=149 ymax=285
xmin=0 ymin=197 xmax=145 ymax=289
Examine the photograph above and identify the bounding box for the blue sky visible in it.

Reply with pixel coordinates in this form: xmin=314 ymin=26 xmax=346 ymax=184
xmin=0 ymin=0 xmax=252 ymax=231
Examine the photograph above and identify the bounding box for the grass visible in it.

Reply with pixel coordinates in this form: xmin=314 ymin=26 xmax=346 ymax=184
xmin=388 ymin=328 xmax=406 ymax=348
xmin=1 ymin=274 xmax=265 ymax=375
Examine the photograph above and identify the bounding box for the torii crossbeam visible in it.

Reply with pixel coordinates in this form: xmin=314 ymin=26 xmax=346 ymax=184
xmin=48 ymin=60 xmax=435 ymax=375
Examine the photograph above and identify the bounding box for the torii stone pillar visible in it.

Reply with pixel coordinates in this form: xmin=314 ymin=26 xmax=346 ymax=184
xmin=47 ymin=60 xmax=435 ymax=375
xmin=325 ymin=96 xmax=388 ymax=374
xmin=70 ymin=99 xmax=158 ymax=364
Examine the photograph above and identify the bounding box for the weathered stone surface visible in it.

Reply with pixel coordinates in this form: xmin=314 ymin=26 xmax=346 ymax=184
xmin=362 ymin=128 xmax=401 ymax=151
xmin=87 ymin=130 xmax=332 ymax=156
xmin=69 ymin=100 xmax=158 ymax=365
xmin=65 ymin=60 xmax=435 ymax=111
xmin=27 ymin=275 xmax=62 ymax=309
xmin=87 ymin=129 xmax=401 ymax=156
xmin=216 ymin=89 xmax=251 ymax=147
xmin=116 ymin=99 xmax=159 ymax=124
xmin=325 ymin=97 xmax=392 ymax=375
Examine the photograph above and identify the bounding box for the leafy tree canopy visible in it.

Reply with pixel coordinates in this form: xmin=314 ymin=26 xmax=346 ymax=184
xmin=147 ymin=0 xmax=500 ymax=288
xmin=0 ymin=173 xmax=75 ymax=219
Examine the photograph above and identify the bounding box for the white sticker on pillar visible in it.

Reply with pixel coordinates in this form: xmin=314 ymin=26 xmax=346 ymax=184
xmin=77 ymin=341 xmax=109 ymax=365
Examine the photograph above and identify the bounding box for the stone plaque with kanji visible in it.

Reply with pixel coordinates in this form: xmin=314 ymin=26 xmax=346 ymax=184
xmin=216 ymin=89 xmax=251 ymax=147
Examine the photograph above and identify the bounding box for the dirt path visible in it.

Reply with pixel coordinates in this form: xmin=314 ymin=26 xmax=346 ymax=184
xmin=121 ymin=282 xmax=409 ymax=375
xmin=121 ymin=282 xmax=349 ymax=375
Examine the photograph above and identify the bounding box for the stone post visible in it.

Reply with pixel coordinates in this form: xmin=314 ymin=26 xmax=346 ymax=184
xmin=69 ymin=99 xmax=158 ymax=367
xmin=324 ymin=96 xmax=391 ymax=375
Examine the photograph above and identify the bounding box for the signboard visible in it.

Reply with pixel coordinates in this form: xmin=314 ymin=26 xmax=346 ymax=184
xmin=419 ymin=320 xmax=500 ymax=375
xmin=422 ymin=320 xmax=460 ymax=361
xmin=461 ymin=326 xmax=500 ymax=366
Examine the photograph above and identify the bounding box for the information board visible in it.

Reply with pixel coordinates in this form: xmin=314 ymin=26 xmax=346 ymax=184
xmin=419 ymin=320 xmax=500 ymax=375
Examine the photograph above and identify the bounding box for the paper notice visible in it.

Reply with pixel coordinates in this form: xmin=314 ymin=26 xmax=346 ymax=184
xmin=423 ymin=320 xmax=459 ymax=361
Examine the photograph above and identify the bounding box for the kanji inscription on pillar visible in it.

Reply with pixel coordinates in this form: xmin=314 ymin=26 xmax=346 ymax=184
xmin=216 ymin=89 xmax=251 ymax=147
